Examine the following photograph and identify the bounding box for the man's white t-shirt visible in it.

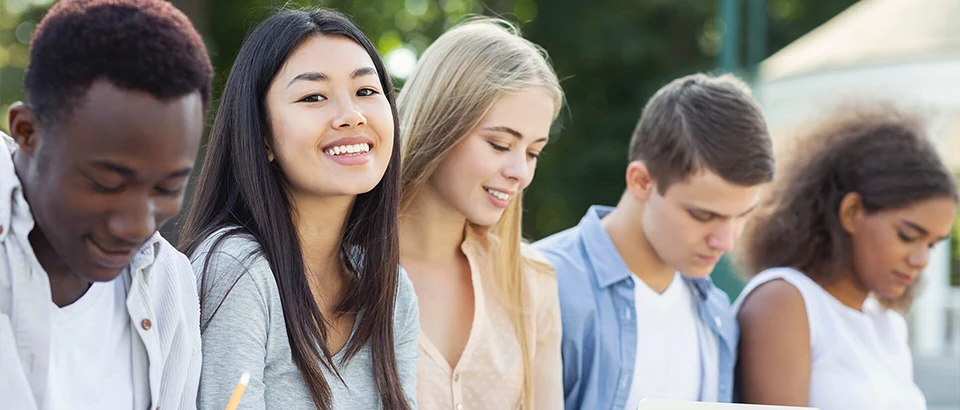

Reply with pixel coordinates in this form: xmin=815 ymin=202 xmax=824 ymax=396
xmin=623 ymin=272 xmax=702 ymax=410
xmin=43 ymin=278 xmax=134 ymax=410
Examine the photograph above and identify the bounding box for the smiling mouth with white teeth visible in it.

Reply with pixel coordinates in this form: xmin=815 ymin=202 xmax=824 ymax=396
xmin=485 ymin=187 xmax=510 ymax=201
xmin=323 ymin=143 xmax=371 ymax=156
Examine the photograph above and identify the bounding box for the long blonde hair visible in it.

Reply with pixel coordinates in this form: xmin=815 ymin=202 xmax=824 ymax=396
xmin=397 ymin=18 xmax=563 ymax=408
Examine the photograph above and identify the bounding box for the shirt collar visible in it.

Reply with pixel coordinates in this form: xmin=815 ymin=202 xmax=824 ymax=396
xmin=686 ymin=276 xmax=714 ymax=301
xmin=460 ymin=223 xmax=498 ymax=259
xmin=0 ymin=132 xmax=27 ymax=243
xmin=129 ymin=233 xmax=163 ymax=281
xmin=578 ymin=205 xmax=633 ymax=288
xmin=579 ymin=204 xmax=719 ymax=299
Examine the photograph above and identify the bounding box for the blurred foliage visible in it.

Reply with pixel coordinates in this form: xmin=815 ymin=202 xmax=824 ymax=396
xmin=198 ymin=0 xmax=861 ymax=241
xmin=0 ymin=0 xmax=52 ymax=132
xmin=952 ymin=173 xmax=960 ymax=287
xmin=952 ymin=230 xmax=960 ymax=287
xmin=202 ymin=0 xmax=491 ymax=94
xmin=1 ymin=0 xmax=861 ymax=265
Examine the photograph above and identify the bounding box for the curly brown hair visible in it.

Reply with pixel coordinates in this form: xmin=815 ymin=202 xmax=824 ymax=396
xmin=739 ymin=108 xmax=958 ymax=309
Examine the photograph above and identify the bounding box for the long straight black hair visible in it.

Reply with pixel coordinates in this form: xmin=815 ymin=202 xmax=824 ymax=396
xmin=179 ymin=8 xmax=408 ymax=409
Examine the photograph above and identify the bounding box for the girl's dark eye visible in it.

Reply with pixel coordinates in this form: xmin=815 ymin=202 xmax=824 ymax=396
xmin=357 ymin=88 xmax=379 ymax=97
xmin=299 ymin=94 xmax=325 ymax=103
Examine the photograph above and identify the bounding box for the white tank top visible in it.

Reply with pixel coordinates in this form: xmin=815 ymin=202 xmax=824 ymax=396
xmin=733 ymin=267 xmax=926 ymax=410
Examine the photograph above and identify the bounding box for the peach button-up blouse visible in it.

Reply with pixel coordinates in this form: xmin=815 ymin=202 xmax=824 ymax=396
xmin=415 ymin=228 xmax=563 ymax=410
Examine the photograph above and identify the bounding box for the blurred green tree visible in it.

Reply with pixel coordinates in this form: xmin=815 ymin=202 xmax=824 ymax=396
xmin=0 ymin=0 xmax=859 ymax=297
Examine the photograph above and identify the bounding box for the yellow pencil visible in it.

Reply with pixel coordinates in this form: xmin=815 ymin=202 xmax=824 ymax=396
xmin=225 ymin=372 xmax=250 ymax=410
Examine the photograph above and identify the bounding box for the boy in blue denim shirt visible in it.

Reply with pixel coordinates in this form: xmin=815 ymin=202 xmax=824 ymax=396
xmin=534 ymin=73 xmax=775 ymax=410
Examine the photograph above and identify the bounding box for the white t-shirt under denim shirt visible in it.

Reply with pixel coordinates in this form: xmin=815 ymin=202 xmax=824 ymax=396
xmin=734 ymin=267 xmax=926 ymax=410
xmin=623 ymin=272 xmax=702 ymax=410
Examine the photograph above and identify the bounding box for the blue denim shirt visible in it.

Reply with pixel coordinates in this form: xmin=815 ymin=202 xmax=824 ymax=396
xmin=533 ymin=205 xmax=738 ymax=410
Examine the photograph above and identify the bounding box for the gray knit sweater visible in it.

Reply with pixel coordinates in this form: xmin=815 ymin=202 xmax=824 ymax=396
xmin=191 ymin=228 xmax=419 ymax=409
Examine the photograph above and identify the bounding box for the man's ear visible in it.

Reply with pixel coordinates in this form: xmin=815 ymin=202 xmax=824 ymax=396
xmin=625 ymin=160 xmax=656 ymax=201
xmin=8 ymin=102 xmax=44 ymax=157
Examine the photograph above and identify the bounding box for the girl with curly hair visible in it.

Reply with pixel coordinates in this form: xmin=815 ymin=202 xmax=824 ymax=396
xmin=734 ymin=110 xmax=958 ymax=410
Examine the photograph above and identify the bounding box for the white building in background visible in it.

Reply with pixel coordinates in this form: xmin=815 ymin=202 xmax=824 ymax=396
xmin=753 ymin=0 xmax=960 ymax=406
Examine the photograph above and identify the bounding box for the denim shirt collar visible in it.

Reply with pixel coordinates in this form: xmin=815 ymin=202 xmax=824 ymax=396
xmin=575 ymin=204 xmax=738 ymax=401
xmin=578 ymin=205 xmax=633 ymax=288
xmin=578 ymin=205 xmax=714 ymax=299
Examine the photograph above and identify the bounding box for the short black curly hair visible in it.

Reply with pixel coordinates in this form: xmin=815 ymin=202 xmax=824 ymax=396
xmin=24 ymin=0 xmax=213 ymax=125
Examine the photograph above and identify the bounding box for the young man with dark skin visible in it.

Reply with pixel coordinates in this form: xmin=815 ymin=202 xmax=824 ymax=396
xmin=0 ymin=0 xmax=212 ymax=408
xmin=535 ymin=74 xmax=775 ymax=409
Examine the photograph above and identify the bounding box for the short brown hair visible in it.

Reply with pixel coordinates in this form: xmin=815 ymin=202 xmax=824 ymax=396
xmin=629 ymin=73 xmax=774 ymax=193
